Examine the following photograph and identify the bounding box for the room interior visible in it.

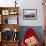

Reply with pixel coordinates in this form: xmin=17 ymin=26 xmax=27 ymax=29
xmin=0 ymin=0 xmax=45 ymax=46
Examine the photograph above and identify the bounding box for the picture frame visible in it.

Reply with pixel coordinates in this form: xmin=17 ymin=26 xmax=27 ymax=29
xmin=9 ymin=10 xmax=18 ymax=15
xmin=23 ymin=9 xmax=37 ymax=20
xmin=2 ymin=10 xmax=9 ymax=15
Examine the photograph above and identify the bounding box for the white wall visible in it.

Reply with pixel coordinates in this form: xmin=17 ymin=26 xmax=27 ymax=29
xmin=17 ymin=0 xmax=44 ymax=26
xmin=0 ymin=0 xmax=43 ymax=26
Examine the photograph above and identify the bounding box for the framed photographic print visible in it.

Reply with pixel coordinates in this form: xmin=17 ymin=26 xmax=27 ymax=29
xmin=23 ymin=9 xmax=37 ymax=20
xmin=9 ymin=10 xmax=18 ymax=15
xmin=2 ymin=10 xmax=9 ymax=15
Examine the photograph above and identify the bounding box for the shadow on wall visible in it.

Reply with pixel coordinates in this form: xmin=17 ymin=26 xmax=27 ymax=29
xmin=18 ymin=26 xmax=43 ymax=44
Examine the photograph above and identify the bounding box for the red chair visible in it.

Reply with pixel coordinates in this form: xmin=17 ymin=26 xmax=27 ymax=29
xmin=21 ymin=28 xmax=41 ymax=46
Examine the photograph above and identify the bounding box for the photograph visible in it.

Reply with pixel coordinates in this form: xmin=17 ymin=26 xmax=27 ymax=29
xmin=23 ymin=9 xmax=37 ymax=20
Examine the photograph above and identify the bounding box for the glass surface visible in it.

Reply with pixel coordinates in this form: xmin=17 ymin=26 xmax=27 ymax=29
xmin=2 ymin=16 xmax=18 ymax=24
xmin=1 ymin=28 xmax=18 ymax=41
xmin=8 ymin=16 xmax=18 ymax=24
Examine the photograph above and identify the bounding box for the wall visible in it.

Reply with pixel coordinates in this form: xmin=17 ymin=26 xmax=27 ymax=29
xmin=0 ymin=0 xmax=44 ymax=26
xmin=17 ymin=0 xmax=44 ymax=26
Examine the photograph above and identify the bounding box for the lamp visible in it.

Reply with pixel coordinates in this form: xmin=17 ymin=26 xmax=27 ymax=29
xmin=15 ymin=0 xmax=17 ymax=7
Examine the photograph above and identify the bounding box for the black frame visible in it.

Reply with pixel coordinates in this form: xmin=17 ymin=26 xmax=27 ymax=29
xmin=23 ymin=9 xmax=37 ymax=20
